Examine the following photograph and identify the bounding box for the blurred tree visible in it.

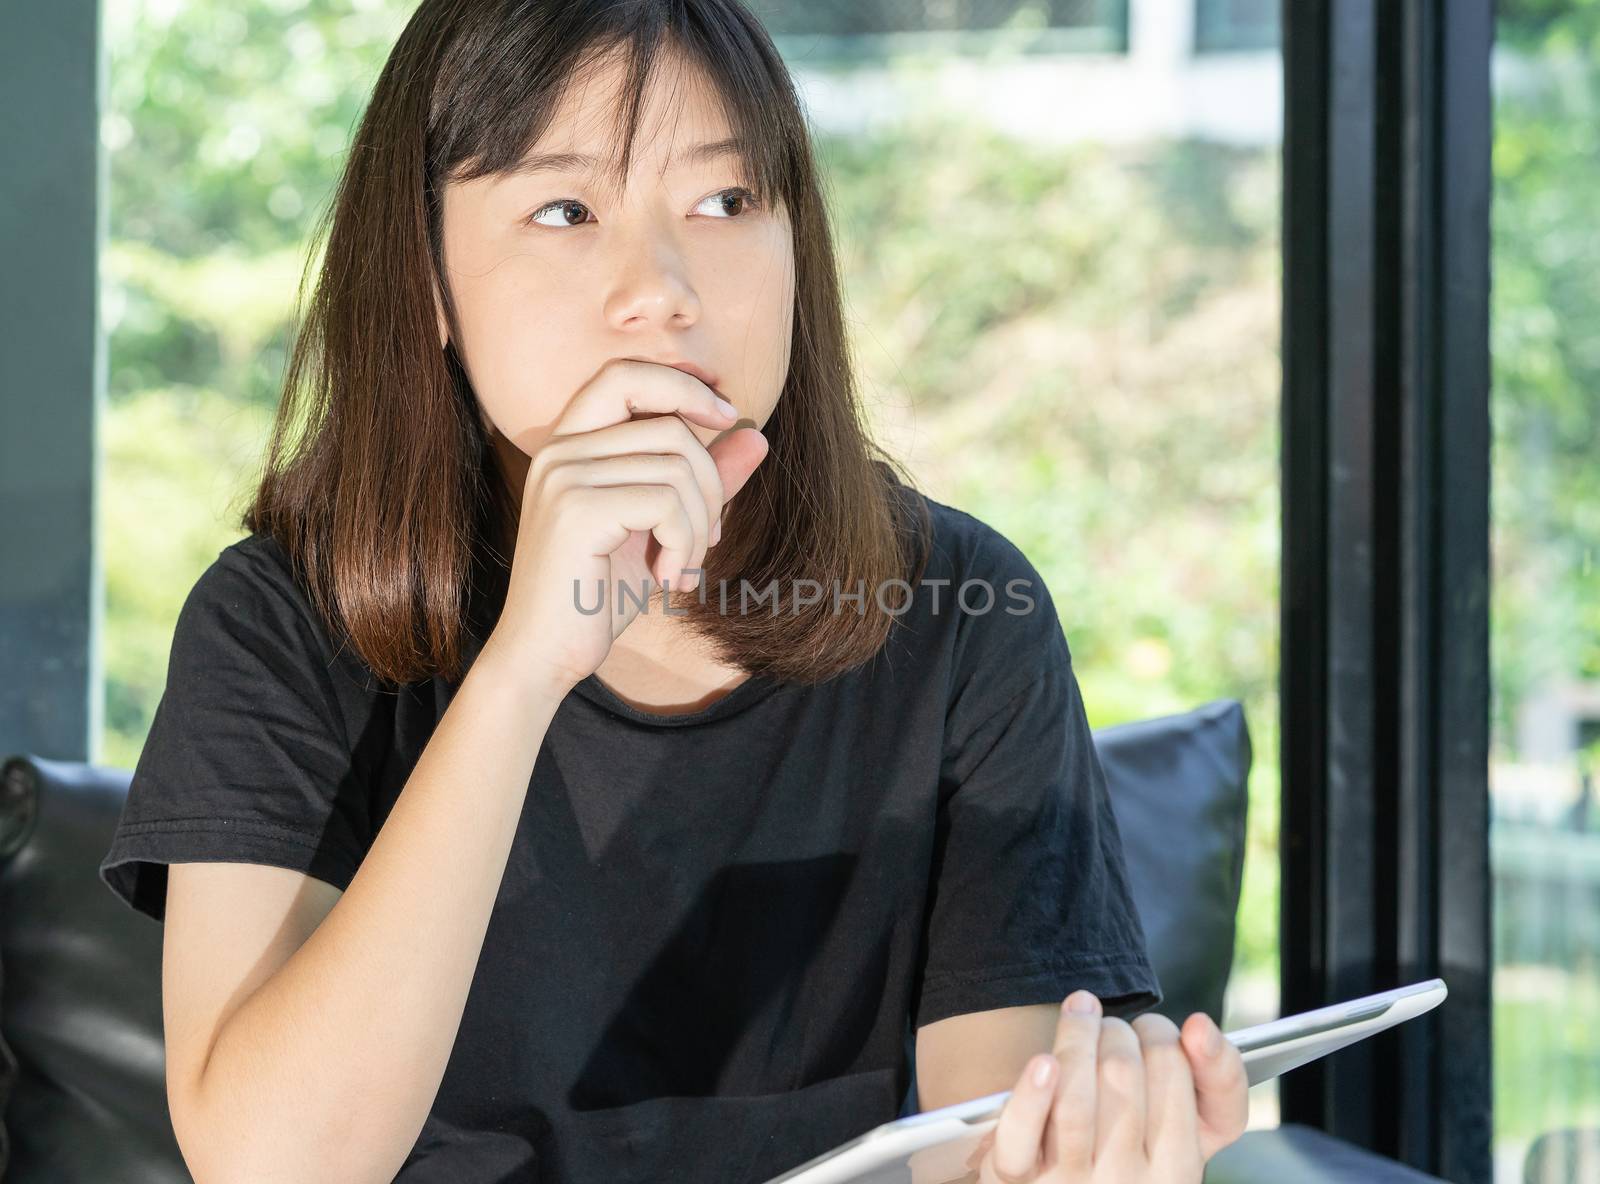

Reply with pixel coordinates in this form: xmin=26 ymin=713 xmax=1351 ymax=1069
xmin=1490 ymin=0 xmax=1600 ymax=749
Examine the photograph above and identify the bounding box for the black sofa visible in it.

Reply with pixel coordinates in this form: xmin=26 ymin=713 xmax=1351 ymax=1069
xmin=0 ymin=699 xmax=1445 ymax=1182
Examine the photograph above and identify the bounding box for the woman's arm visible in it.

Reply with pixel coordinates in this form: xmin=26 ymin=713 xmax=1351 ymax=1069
xmin=163 ymin=641 xmax=568 ymax=1184
xmin=916 ymin=1002 xmax=1062 ymax=1113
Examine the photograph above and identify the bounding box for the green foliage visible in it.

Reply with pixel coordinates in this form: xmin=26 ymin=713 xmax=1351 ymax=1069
xmin=1488 ymin=2 xmax=1600 ymax=1164
xmin=822 ymin=117 xmax=1281 ymax=719
xmin=102 ymin=387 xmax=274 ymax=769
xmin=103 ymin=0 xmax=410 ymax=258
xmin=1490 ymin=12 xmax=1600 ymax=750
xmin=1494 ymin=970 xmax=1600 ymax=1141
xmin=103 ymin=240 xmax=310 ymax=404
xmin=1497 ymin=0 xmax=1600 ymax=51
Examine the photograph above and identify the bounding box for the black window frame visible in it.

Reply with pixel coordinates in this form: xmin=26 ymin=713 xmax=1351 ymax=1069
xmin=1279 ymin=1 xmax=1493 ymax=1180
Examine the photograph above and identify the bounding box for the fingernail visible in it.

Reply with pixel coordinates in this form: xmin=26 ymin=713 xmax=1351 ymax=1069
xmin=1032 ymin=1055 xmax=1056 ymax=1088
xmin=1205 ymin=1018 xmax=1224 ymax=1055
xmin=1066 ymin=991 xmax=1097 ymax=1015
xmin=711 ymin=517 xmax=723 ymax=545
xmin=715 ymin=395 xmax=737 ymax=417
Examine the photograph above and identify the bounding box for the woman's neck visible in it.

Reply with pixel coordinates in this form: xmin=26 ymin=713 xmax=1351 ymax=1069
xmin=592 ymin=610 xmax=752 ymax=715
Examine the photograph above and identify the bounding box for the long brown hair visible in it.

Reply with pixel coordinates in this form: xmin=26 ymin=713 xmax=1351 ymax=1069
xmin=243 ymin=0 xmax=932 ymax=690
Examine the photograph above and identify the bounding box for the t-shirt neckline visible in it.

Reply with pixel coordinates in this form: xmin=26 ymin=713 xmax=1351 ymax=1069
xmin=569 ymin=667 xmax=781 ymax=726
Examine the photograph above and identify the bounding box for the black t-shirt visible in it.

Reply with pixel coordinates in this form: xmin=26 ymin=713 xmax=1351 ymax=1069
xmin=100 ymin=489 xmax=1161 ymax=1184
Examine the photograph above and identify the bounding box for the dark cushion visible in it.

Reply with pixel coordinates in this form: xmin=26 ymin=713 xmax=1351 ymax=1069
xmin=0 ymin=756 xmax=23 ymax=1180
xmin=0 ymin=755 xmax=185 ymax=1184
xmin=0 ymin=700 xmax=1249 ymax=1181
xmin=1098 ymin=698 xmax=1252 ymax=1024
xmin=1206 ymin=1123 xmax=1449 ymax=1182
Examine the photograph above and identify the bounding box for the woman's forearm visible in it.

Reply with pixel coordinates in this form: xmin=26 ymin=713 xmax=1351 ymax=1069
xmin=183 ymin=641 xmax=567 ymax=1184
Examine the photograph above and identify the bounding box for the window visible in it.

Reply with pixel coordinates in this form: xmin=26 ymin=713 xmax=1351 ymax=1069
xmin=1489 ymin=2 xmax=1600 ymax=1178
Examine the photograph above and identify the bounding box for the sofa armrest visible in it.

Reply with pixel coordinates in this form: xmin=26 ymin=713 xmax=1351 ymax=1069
xmin=1205 ymin=1124 xmax=1448 ymax=1183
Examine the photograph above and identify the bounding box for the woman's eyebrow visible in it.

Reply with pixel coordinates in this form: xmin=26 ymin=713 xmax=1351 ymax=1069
xmin=505 ymin=136 xmax=746 ymax=179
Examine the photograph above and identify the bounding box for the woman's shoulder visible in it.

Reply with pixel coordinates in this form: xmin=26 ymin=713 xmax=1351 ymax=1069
xmin=183 ymin=531 xmax=317 ymax=627
xmin=887 ymin=486 xmax=1073 ymax=679
xmin=177 ymin=530 xmax=372 ymax=689
xmin=900 ymin=486 xmax=1054 ymax=598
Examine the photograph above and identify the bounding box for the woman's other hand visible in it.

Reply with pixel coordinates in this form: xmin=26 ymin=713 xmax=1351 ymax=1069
xmin=974 ymin=991 xmax=1249 ymax=1183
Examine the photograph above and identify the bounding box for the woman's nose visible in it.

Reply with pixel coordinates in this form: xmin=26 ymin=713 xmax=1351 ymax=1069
xmin=606 ymin=247 xmax=702 ymax=330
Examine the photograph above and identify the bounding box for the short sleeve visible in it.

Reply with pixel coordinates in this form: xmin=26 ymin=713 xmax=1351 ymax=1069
xmin=99 ymin=540 xmax=373 ymax=923
xmin=911 ymin=525 xmax=1163 ymax=1030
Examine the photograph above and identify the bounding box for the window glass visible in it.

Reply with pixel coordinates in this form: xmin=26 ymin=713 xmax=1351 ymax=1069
xmin=1490 ymin=2 xmax=1600 ymax=1180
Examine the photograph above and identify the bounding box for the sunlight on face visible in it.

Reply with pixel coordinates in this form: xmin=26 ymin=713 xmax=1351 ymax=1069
xmin=435 ymin=43 xmax=795 ymax=467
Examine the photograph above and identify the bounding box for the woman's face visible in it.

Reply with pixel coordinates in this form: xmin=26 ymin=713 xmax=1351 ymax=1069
xmin=435 ymin=46 xmax=795 ymax=490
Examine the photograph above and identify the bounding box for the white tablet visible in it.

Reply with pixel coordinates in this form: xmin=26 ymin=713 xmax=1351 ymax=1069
xmin=761 ymin=978 xmax=1448 ymax=1184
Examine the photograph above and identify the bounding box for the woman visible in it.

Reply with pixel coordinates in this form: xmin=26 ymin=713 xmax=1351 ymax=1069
xmin=99 ymin=1 xmax=1248 ymax=1181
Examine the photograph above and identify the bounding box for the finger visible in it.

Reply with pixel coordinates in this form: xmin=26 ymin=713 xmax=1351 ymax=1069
xmin=979 ymin=1055 xmax=1057 ymax=1184
xmin=1132 ymin=1012 xmax=1199 ymax=1173
xmin=1181 ymin=1012 xmax=1250 ymax=1160
xmin=552 ymin=357 xmax=740 ymax=437
xmin=964 ymin=1128 xmax=997 ymax=1177
xmin=703 ymin=424 xmax=769 ymax=540
xmin=1094 ymin=1016 xmax=1145 ymax=1166
xmin=539 ymin=414 xmax=733 ymax=571
xmin=1045 ymin=991 xmax=1102 ymax=1172
xmin=555 ymin=453 xmax=711 ymax=588
xmin=626 ymin=414 xmax=729 ymax=541
xmin=539 ymin=414 xmax=725 ymax=530
xmin=622 ymin=419 xmax=765 ymax=556
xmin=543 ymin=410 xmax=766 ymax=548
xmin=566 ymin=483 xmax=695 ymax=590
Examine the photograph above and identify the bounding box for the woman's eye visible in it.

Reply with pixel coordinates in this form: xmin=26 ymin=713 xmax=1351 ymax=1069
xmin=522 ymin=187 xmax=762 ymax=229
xmin=694 ymin=186 xmax=763 ymax=218
xmin=525 ymin=199 xmax=594 ymax=229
